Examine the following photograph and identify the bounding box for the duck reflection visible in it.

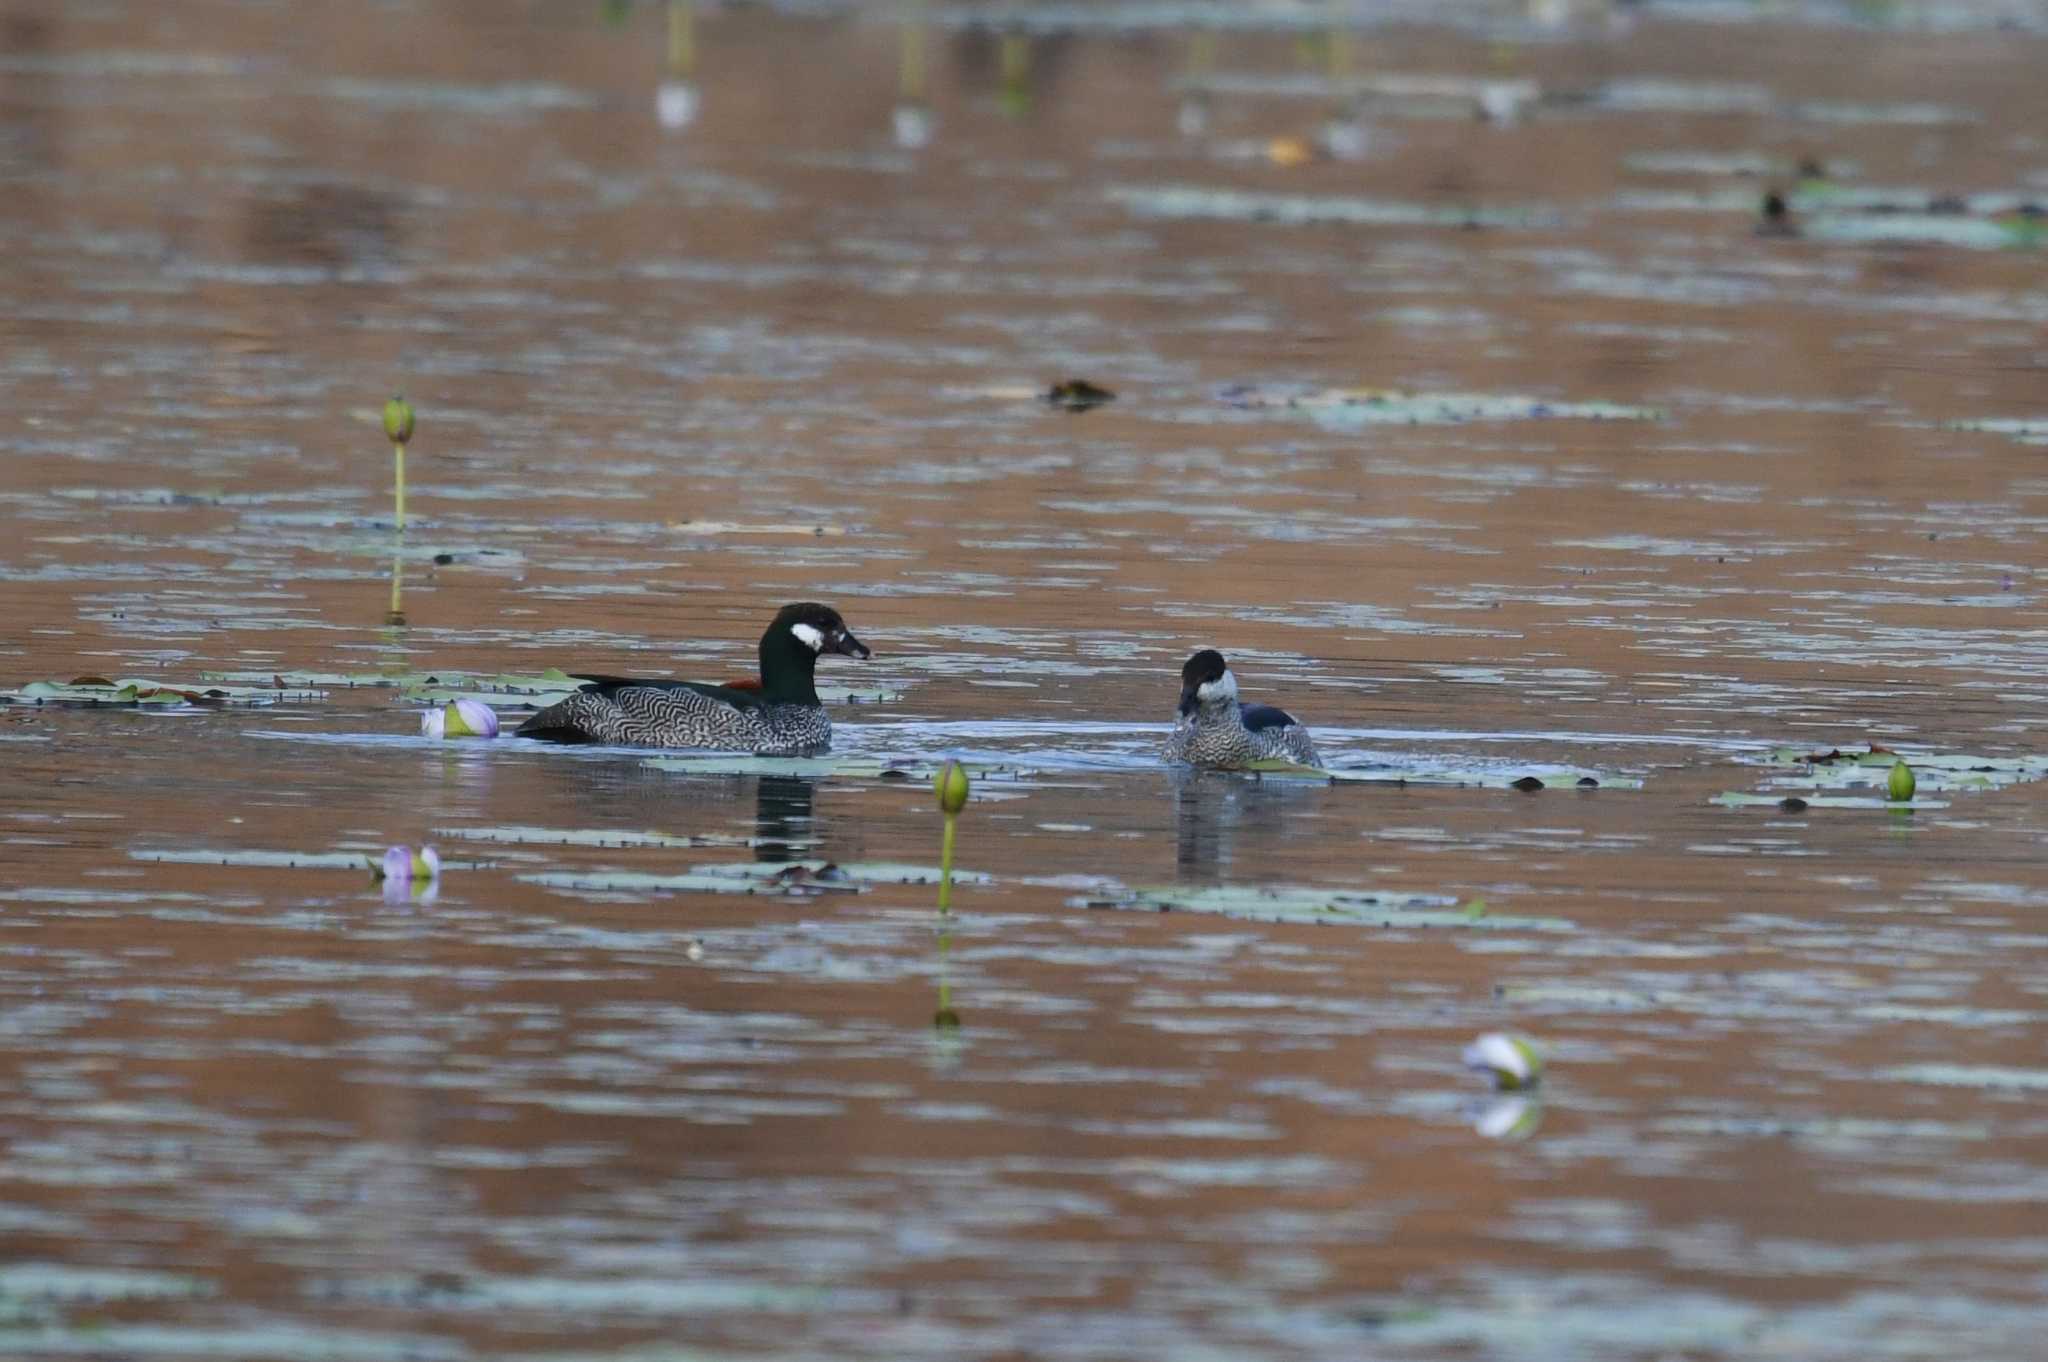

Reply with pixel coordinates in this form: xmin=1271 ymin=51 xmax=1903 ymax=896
xmin=655 ymin=0 xmax=699 ymax=130
xmin=894 ymin=5 xmax=935 ymax=149
xmin=1170 ymin=768 xmax=1325 ymax=880
xmin=534 ymin=763 xmax=821 ymax=859
xmin=752 ymin=774 xmax=816 ymax=862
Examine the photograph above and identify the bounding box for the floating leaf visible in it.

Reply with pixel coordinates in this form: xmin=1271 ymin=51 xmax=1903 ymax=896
xmin=1244 ymin=758 xmax=1639 ymax=791
xmin=689 ymin=859 xmax=991 ymax=887
xmin=1712 ymin=793 xmax=1945 ymax=810
xmin=643 ymin=754 xmax=1032 ymax=781
xmin=4 ymin=677 xmax=325 ymax=707
xmin=1747 ymin=745 xmax=2046 ymax=795
xmin=1218 ymin=385 xmax=1664 ymax=426
xmin=431 ymin=825 xmax=750 ymax=850
xmin=1073 ymin=882 xmax=1570 ymax=929
xmin=129 ymin=848 xmax=487 ymax=869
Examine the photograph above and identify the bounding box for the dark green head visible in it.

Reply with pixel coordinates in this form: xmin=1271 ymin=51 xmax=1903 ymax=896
xmin=759 ymin=602 xmax=870 ymax=703
xmin=1177 ymin=648 xmax=1235 ymax=718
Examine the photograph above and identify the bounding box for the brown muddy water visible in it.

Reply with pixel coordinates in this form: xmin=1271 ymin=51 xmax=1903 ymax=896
xmin=3 ymin=2 xmax=2048 ymax=1359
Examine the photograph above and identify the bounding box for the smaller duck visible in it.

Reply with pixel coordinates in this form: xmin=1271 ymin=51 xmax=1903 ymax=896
xmin=515 ymin=602 xmax=870 ymax=754
xmin=1164 ymin=648 xmax=1320 ymax=769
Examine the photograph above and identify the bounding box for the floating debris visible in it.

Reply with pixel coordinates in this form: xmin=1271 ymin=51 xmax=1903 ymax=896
xmin=1045 ymin=379 xmax=1117 ymax=411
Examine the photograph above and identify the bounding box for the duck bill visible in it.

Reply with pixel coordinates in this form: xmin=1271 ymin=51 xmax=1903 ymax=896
xmin=832 ymin=628 xmax=872 ymax=660
xmin=1177 ymin=688 xmax=1199 ymax=719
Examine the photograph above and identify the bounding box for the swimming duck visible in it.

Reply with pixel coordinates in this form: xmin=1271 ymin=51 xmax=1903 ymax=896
xmin=515 ymin=602 xmax=871 ymax=754
xmin=1163 ymin=648 xmax=1319 ymax=768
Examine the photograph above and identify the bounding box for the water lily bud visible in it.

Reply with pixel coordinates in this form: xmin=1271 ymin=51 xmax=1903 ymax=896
xmin=378 ymin=845 xmax=412 ymax=883
xmin=1888 ymin=759 xmax=1916 ymax=803
xmin=934 ymin=759 xmax=969 ymax=816
xmin=383 ymin=395 xmax=415 ymax=445
xmin=411 ymin=847 xmax=440 ymax=881
xmin=419 ymin=708 xmax=446 ymax=739
xmin=1462 ymin=1032 xmax=1544 ymax=1091
xmin=442 ymin=699 xmax=499 ymax=739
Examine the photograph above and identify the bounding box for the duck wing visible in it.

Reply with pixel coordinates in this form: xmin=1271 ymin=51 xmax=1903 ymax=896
xmin=516 ymin=676 xmax=767 ymax=744
xmin=1238 ymin=703 xmax=1300 ymax=732
xmin=568 ymin=675 xmax=767 ymax=711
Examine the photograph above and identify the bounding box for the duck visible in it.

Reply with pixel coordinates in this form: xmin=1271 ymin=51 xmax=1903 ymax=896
xmin=515 ymin=602 xmax=871 ymax=754
xmin=1163 ymin=648 xmax=1319 ymax=769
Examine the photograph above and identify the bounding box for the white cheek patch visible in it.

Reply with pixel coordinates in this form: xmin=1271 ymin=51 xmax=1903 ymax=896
xmin=791 ymin=622 xmax=827 ymax=651
xmin=1197 ymin=670 xmax=1239 ymax=703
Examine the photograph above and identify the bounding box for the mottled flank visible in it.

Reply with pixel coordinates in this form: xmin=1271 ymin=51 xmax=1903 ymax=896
xmin=520 ymin=681 xmax=834 ymax=755
xmin=1165 ymin=701 xmax=1320 ymax=768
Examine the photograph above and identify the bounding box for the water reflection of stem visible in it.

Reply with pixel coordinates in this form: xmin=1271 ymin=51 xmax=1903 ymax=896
xmin=899 ymin=11 xmax=926 ymax=101
xmin=998 ymin=31 xmax=1030 ymax=115
xmin=667 ymin=0 xmax=695 ymax=78
xmin=933 ymin=900 xmax=959 ymax=1031
xmin=1326 ymin=27 xmax=1353 ymax=81
xmin=386 ymin=529 xmax=406 ymax=627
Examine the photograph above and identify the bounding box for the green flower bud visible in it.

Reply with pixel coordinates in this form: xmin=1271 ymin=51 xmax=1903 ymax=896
xmin=1888 ymin=759 xmax=1916 ymax=803
xmin=383 ymin=394 xmax=415 ymax=445
xmin=934 ymin=759 xmax=970 ymax=816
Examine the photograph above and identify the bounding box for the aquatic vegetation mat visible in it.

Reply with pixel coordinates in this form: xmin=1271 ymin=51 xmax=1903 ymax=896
xmin=1714 ymin=745 xmax=2048 ymax=809
xmin=518 ymin=860 xmax=983 ymax=898
xmin=3 ymin=677 xmax=327 ymax=706
xmin=1249 ymin=759 xmax=1640 ymax=791
xmin=1073 ymin=881 xmax=1569 ymax=929
xmin=1215 ymin=385 xmax=1664 ymax=426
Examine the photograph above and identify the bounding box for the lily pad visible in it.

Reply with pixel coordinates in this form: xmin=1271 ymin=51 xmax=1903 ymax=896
xmin=1073 ymin=882 xmax=1571 ymax=930
xmin=3 ymin=677 xmax=326 ymax=707
xmin=1712 ymin=793 xmax=1945 ymax=811
xmin=642 ymin=755 xmax=1033 ymax=781
xmin=689 ymin=859 xmax=991 ymax=887
xmin=1106 ymin=184 xmax=1555 ymax=231
xmin=431 ymin=825 xmax=751 ymax=850
xmin=1752 ymin=746 xmax=2048 ymax=793
xmin=1218 ymin=386 xmax=1664 ymax=427
xmin=129 ymin=848 xmax=486 ymax=870
xmin=1246 ymin=759 xmax=1640 ymax=791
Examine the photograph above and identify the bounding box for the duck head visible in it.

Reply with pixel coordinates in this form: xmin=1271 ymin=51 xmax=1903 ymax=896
xmin=759 ymin=602 xmax=870 ymax=703
xmin=1177 ymin=648 xmax=1237 ymax=718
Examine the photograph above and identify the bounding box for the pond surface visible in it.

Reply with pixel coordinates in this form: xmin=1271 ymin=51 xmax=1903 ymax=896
xmin=2 ymin=2 xmax=2047 ymax=1358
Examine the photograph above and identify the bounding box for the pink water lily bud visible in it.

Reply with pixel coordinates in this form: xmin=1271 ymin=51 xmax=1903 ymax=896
xmin=443 ymin=699 xmax=499 ymax=739
xmin=379 ymin=845 xmax=413 ymax=882
xmin=421 ymin=699 xmax=498 ymax=739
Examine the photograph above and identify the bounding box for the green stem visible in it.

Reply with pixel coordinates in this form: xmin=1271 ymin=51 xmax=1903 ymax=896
xmin=393 ymin=442 xmax=407 ymax=530
xmin=937 ymin=811 xmax=957 ymax=913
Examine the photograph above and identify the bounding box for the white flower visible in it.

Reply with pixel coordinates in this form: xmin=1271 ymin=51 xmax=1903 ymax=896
xmin=375 ymin=844 xmax=440 ymax=904
xmin=421 ymin=699 xmax=498 ymax=740
xmin=1463 ymin=1032 xmax=1544 ymax=1090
